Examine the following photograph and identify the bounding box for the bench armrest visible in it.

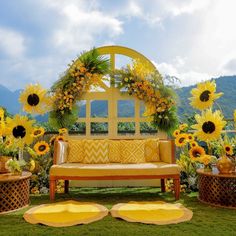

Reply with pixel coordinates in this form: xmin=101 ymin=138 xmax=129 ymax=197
xmin=53 ymin=141 xmax=68 ymax=165
xmin=159 ymin=139 xmax=175 ymax=164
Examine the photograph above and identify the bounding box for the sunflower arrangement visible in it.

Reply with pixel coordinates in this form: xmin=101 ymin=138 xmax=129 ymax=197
xmin=115 ymin=60 xmax=178 ymax=133
xmin=49 ymin=48 xmax=109 ymax=129
xmin=174 ymin=80 xmax=235 ymax=191
xmin=19 ymin=84 xmax=52 ymax=115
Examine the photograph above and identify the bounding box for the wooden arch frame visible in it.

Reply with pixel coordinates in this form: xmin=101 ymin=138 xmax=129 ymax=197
xmin=72 ymin=45 xmax=167 ymax=139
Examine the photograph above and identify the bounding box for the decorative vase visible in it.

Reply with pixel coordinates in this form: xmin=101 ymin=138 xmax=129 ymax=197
xmin=203 ymin=164 xmax=212 ymax=172
xmin=216 ymin=156 xmax=234 ymax=174
xmin=0 ymin=156 xmax=11 ymax=174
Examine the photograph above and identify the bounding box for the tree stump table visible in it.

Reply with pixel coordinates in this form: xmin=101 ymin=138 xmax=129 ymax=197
xmin=0 ymin=172 xmax=31 ymax=214
xmin=197 ymin=168 xmax=236 ymax=209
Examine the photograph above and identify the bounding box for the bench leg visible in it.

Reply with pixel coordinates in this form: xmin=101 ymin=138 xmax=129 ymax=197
xmin=64 ymin=180 xmax=69 ymax=194
xmin=161 ymin=179 xmax=166 ymax=192
xmin=173 ymin=177 xmax=180 ymax=200
xmin=50 ymin=179 xmax=56 ymax=201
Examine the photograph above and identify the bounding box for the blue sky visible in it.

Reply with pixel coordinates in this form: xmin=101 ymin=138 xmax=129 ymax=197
xmin=0 ymin=0 xmax=236 ymax=91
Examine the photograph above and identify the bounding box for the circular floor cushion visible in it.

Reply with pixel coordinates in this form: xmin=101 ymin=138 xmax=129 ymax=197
xmin=24 ymin=200 xmax=108 ymax=227
xmin=110 ymin=201 xmax=193 ymax=225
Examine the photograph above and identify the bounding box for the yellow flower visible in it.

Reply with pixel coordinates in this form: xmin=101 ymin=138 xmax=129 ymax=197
xmin=19 ymin=84 xmax=51 ymax=115
xmin=32 ymin=127 xmax=45 ymax=138
xmin=173 ymin=129 xmax=180 ymax=137
xmin=224 ymin=144 xmax=233 ymax=155
xmin=191 ymin=109 xmax=226 ymax=142
xmin=59 ymin=128 xmax=68 ymax=135
xmin=187 ymin=133 xmax=194 ymax=142
xmin=200 ymin=155 xmax=212 ymax=165
xmin=34 ymin=141 xmax=50 ymax=156
xmin=175 ymin=133 xmax=188 ymax=147
xmin=5 ymin=115 xmax=34 ymax=148
xmin=29 ymin=159 xmax=35 ymax=172
xmin=189 ymin=146 xmax=205 ymax=161
xmin=190 ymin=80 xmax=223 ymax=110
xmin=55 ymin=135 xmax=66 ymax=142
xmin=190 ymin=141 xmax=198 ymax=148
xmin=143 ymin=103 xmax=156 ymax=116
xmin=49 ymin=135 xmax=56 ymax=146
xmin=4 ymin=138 xmax=13 ymax=148
xmin=179 ymin=123 xmax=188 ymax=130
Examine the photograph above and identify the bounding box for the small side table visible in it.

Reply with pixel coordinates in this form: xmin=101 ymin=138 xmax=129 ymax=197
xmin=197 ymin=168 xmax=236 ymax=209
xmin=0 ymin=171 xmax=32 ymax=214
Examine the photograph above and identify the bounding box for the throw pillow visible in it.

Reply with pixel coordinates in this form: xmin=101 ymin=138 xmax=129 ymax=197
xmin=83 ymin=140 xmax=109 ymax=164
xmin=67 ymin=139 xmax=84 ymax=163
xmin=145 ymin=139 xmax=160 ymax=162
xmin=120 ymin=140 xmax=145 ymax=164
xmin=108 ymin=140 xmax=121 ymax=163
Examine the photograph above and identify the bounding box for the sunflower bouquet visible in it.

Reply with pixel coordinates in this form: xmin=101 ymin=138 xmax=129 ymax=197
xmin=174 ymin=80 xmax=235 ymax=186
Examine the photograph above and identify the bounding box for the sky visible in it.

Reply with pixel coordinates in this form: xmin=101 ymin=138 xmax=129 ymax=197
xmin=0 ymin=0 xmax=236 ymax=91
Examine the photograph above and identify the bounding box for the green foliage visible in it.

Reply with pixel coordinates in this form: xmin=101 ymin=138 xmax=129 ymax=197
xmin=152 ymin=106 xmax=178 ymax=135
xmin=79 ymin=48 xmax=110 ymax=74
xmin=48 ymin=105 xmax=79 ymax=129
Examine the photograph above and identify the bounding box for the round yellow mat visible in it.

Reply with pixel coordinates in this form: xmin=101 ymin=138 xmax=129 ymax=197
xmin=23 ymin=200 xmax=108 ymax=227
xmin=110 ymin=201 xmax=193 ymax=225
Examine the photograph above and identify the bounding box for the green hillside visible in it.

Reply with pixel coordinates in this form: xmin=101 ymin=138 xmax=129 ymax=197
xmin=176 ymin=75 xmax=236 ymax=120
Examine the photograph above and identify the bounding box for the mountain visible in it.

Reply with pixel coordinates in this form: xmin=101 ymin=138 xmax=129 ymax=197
xmin=176 ymin=75 xmax=236 ymax=119
xmin=0 ymin=75 xmax=235 ymax=121
xmin=0 ymin=85 xmax=21 ymax=114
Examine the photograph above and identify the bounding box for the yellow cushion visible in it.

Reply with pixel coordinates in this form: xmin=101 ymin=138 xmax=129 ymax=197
xmin=67 ymin=139 xmax=84 ymax=163
xmin=120 ymin=140 xmax=145 ymax=164
xmin=145 ymin=139 xmax=160 ymax=162
xmin=83 ymin=140 xmax=109 ymax=164
xmin=109 ymin=140 xmax=121 ymax=163
xmin=50 ymin=163 xmax=181 ymax=177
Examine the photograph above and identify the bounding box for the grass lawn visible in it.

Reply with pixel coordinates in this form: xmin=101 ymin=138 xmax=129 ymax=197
xmin=0 ymin=187 xmax=236 ymax=236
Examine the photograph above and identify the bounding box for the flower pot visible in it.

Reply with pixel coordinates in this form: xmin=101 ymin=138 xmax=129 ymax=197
xmin=0 ymin=156 xmax=11 ymax=174
xmin=216 ymin=156 xmax=234 ymax=174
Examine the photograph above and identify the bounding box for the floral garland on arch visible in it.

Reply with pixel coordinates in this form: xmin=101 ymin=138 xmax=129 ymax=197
xmin=114 ymin=60 xmax=178 ymax=133
xmin=49 ymin=49 xmax=178 ymax=133
xmin=49 ymin=49 xmax=110 ymax=129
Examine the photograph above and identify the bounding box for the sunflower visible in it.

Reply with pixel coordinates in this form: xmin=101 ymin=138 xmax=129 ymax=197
xmin=173 ymin=129 xmax=180 ymax=137
xmin=58 ymin=128 xmax=68 ymax=135
xmin=189 ymin=146 xmax=205 ymax=161
xmin=190 ymin=81 xmax=223 ymax=110
xmin=224 ymin=144 xmax=233 ymax=155
xmin=49 ymin=135 xmax=57 ymax=146
xmin=199 ymin=154 xmax=212 ymax=165
xmin=5 ymin=115 xmax=34 ymax=147
xmin=55 ymin=135 xmax=66 ymax=142
xmin=34 ymin=141 xmax=50 ymax=156
xmin=32 ymin=127 xmax=45 ymax=138
xmin=187 ymin=133 xmax=194 ymax=142
xmin=179 ymin=123 xmax=188 ymax=130
xmin=175 ymin=133 xmax=188 ymax=147
xmin=19 ymin=84 xmax=51 ymax=115
xmin=191 ymin=109 xmax=226 ymax=142
xmin=190 ymin=141 xmax=198 ymax=148
xmin=4 ymin=138 xmax=13 ymax=148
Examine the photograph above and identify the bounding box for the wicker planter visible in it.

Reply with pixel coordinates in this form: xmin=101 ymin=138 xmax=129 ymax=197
xmin=0 ymin=156 xmax=11 ymax=174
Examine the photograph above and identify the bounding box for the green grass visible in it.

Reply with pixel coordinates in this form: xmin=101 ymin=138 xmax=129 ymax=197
xmin=0 ymin=187 xmax=236 ymax=236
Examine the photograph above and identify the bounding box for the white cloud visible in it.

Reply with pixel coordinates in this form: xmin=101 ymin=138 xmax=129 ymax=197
xmin=0 ymin=27 xmax=26 ymax=58
xmin=45 ymin=0 xmax=123 ymax=56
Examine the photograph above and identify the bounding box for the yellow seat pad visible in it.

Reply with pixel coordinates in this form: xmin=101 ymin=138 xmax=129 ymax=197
xmin=50 ymin=162 xmax=180 ymax=177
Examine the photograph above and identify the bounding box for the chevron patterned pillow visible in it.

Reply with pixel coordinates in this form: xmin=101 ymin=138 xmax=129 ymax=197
xmin=120 ymin=140 xmax=145 ymax=163
xmin=83 ymin=140 xmax=109 ymax=164
xmin=67 ymin=139 xmax=84 ymax=163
